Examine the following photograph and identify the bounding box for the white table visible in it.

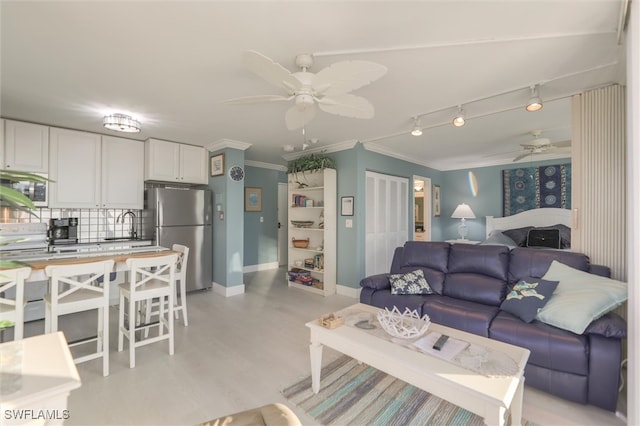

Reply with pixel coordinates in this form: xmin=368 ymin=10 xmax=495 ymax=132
xmin=445 ymin=239 xmax=481 ymax=244
xmin=306 ymin=303 xmax=530 ymax=426
xmin=0 ymin=332 xmax=81 ymax=425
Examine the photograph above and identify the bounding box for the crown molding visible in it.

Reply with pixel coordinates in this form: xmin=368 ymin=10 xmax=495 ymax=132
xmin=281 ymin=139 xmax=358 ymax=161
xmin=245 ymin=160 xmax=287 ymax=172
xmin=207 ymin=138 xmax=252 ymax=152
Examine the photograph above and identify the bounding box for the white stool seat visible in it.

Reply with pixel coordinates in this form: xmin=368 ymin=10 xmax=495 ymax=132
xmin=118 ymin=253 xmax=178 ymax=369
xmin=44 ymin=260 xmax=114 ymax=376
xmin=0 ymin=267 xmax=31 ymax=341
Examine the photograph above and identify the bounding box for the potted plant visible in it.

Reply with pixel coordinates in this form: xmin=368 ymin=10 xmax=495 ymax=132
xmin=287 ymin=152 xmax=336 ymax=188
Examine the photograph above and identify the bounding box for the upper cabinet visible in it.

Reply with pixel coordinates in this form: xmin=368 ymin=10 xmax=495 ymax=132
xmin=101 ymin=135 xmax=144 ymax=209
xmin=145 ymin=138 xmax=207 ymax=184
xmin=3 ymin=120 xmax=49 ymax=173
xmin=49 ymin=128 xmax=144 ymax=209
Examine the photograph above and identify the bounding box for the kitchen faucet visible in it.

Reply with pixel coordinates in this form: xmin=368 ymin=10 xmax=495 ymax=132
xmin=116 ymin=210 xmax=137 ymax=239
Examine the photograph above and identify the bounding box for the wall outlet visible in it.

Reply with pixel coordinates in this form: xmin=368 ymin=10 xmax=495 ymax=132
xmin=345 ymin=219 xmax=353 ymax=228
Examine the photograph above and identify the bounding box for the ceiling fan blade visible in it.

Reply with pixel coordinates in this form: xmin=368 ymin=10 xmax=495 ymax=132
xmin=314 ymin=61 xmax=387 ymax=96
xmin=243 ymin=50 xmax=301 ymax=92
xmin=553 ymin=139 xmax=572 ymax=148
xmin=221 ymin=94 xmax=293 ymax=105
xmin=285 ymin=104 xmax=317 ymax=130
xmin=512 ymin=152 xmax=532 ymax=162
xmin=318 ymin=94 xmax=375 ymax=119
xmin=549 ymin=146 xmax=572 ymax=155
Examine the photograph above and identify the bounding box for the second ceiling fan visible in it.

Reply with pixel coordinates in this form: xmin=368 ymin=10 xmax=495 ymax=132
xmin=223 ymin=50 xmax=387 ymax=130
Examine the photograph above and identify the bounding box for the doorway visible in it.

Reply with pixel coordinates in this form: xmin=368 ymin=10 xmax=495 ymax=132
xmin=413 ymin=176 xmax=432 ymax=241
xmin=365 ymin=171 xmax=409 ymax=276
xmin=277 ymin=183 xmax=288 ymax=266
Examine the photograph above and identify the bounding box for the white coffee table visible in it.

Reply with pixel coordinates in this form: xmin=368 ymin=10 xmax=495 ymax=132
xmin=306 ymin=303 xmax=530 ymax=426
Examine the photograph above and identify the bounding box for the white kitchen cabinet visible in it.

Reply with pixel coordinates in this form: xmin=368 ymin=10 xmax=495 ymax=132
xmin=287 ymin=169 xmax=336 ymax=296
xmin=49 ymin=128 xmax=101 ymax=208
xmin=49 ymin=128 xmax=144 ymax=209
xmin=101 ymin=135 xmax=144 ymax=209
xmin=3 ymin=119 xmax=49 ymax=173
xmin=145 ymin=138 xmax=207 ymax=184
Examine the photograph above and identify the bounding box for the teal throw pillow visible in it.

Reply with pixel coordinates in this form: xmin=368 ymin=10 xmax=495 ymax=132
xmin=537 ymin=260 xmax=628 ymax=334
xmin=389 ymin=269 xmax=434 ymax=295
xmin=500 ymin=277 xmax=558 ymax=323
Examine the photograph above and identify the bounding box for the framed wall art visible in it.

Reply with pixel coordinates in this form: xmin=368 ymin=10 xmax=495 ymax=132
xmin=245 ymin=187 xmax=262 ymax=212
xmin=433 ymin=184 xmax=441 ymax=217
xmin=341 ymin=196 xmax=354 ymax=216
xmin=210 ymin=153 xmax=224 ymax=177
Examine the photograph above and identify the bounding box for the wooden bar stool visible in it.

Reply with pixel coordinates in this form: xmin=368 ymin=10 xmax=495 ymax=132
xmin=118 ymin=253 xmax=178 ymax=369
xmin=44 ymin=260 xmax=114 ymax=376
xmin=0 ymin=267 xmax=31 ymax=341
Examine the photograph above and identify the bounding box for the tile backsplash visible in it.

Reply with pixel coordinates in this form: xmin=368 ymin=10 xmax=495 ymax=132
xmin=0 ymin=207 xmax=146 ymax=243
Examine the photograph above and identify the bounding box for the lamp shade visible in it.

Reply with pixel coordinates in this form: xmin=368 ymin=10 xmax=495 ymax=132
xmin=451 ymin=203 xmax=476 ymax=219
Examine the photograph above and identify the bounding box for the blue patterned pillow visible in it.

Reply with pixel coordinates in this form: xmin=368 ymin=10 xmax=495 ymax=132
xmin=389 ymin=269 xmax=434 ymax=295
xmin=500 ymin=277 xmax=558 ymax=323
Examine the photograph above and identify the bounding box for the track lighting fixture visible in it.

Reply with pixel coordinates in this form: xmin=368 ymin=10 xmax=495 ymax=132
xmin=525 ymin=85 xmax=543 ymax=112
xmin=452 ymin=106 xmax=465 ymax=127
xmin=411 ymin=117 xmax=422 ymax=136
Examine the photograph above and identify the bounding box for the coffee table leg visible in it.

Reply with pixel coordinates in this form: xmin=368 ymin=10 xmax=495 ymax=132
xmin=510 ymin=377 xmax=525 ymax=426
xmin=310 ymin=341 xmax=323 ymax=394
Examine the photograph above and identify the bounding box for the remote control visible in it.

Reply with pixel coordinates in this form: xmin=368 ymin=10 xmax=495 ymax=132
xmin=432 ymin=334 xmax=449 ymax=351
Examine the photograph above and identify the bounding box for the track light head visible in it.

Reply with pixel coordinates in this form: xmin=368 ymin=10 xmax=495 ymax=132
xmin=526 ymin=85 xmax=543 ymax=112
xmin=452 ymin=106 xmax=465 ymax=127
xmin=411 ymin=117 xmax=422 ymax=136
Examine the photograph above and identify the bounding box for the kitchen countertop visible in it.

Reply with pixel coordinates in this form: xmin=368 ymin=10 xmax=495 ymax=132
xmin=1 ymin=240 xmax=171 ymax=271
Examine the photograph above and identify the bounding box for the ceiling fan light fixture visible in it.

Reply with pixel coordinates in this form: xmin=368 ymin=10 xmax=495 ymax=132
xmin=452 ymin=106 xmax=465 ymax=127
xmin=103 ymin=113 xmax=141 ymax=133
xmin=526 ymin=85 xmax=543 ymax=112
xmin=411 ymin=117 xmax=423 ymax=136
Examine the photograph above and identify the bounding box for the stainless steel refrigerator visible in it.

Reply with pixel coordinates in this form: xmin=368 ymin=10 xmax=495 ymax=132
xmin=144 ymin=187 xmax=213 ymax=291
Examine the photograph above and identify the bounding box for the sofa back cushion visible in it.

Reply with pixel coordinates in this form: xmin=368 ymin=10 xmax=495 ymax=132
xmin=443 ymin=244 xmax=510 ymax=306
xmin=391 ymin=241 xmax=450 ymax=294
xmin=508 ymin=247 xmax=590 ymax=284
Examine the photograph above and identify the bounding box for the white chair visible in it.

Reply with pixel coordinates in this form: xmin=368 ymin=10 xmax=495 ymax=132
xmin=118 ymin=253 xmax=178 ymax=369
xmin=172 ymin=244 xmax=190 ymax=326
xmin=0 ymin=267 xmax=31 ymax=341
xmin=44 ymin=260 xmax=114 ymax=376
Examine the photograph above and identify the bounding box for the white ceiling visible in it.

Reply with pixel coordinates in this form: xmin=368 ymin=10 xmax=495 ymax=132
xmin=0 ymin=1 xmax=628 ymax=171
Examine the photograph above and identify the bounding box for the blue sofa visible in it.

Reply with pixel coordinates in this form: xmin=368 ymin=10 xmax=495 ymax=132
xmin=359 ymin=241 xmax=626 ymax=411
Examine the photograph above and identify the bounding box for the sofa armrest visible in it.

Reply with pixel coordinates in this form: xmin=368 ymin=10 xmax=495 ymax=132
xmin=360 ymin=273 xmax=391 ymax=290
xmin=584 ymin=312 xmax=627 ymax=339
xmin=589 ymin=264 xmax=611 ymax=277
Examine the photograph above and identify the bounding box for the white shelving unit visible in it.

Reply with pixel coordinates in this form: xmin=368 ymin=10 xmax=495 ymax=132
xmin=287 ymin=169 xmax=336 ymax=296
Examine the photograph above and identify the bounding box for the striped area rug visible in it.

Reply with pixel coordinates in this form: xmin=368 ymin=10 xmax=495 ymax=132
xmin=282 ymin=355 xmax=535 ymax=426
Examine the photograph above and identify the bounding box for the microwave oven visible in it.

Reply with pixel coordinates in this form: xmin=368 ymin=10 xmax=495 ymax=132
xmin=0 ymin=172 xmax=48 ymax=207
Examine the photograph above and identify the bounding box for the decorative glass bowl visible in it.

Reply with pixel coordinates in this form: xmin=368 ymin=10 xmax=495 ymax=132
xmin=376 ymin=306 xmax=430 ymax=339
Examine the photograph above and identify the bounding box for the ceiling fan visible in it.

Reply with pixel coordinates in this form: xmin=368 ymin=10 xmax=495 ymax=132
xmin=222 ymin=50 xmax=387 ymax=130
xmin=486 ymin=131 xmax=571 ymax=162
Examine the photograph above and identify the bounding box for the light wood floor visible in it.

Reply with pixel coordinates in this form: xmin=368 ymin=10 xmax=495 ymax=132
xmin=22 ymin=266 xmax=627 ymax=425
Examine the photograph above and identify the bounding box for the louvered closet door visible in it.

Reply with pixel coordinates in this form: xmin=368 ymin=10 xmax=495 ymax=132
xmin=365 ymin=171 xmax=409 ymax=276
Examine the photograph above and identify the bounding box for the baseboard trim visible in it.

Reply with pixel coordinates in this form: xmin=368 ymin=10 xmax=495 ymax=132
xmin=243 ymin=262 xmax=280 ymax=273
xmin=212 ymin=282 xmax=245 ymax=297
xmin=336 ymin=284 xmax=360 ymax=299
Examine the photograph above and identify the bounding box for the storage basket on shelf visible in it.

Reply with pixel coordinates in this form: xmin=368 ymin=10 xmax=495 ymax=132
xmin=292 ymin=237 xmax=310 ymax=248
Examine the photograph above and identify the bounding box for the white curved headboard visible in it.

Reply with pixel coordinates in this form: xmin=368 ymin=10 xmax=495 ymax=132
xmin=486 ymin=208 xmax=572 ymax=238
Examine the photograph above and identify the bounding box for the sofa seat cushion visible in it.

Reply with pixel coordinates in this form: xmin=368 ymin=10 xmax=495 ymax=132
xmin=508 ymin=247 xmax=590 ymax=284
xmin=444 ymin=244 xmax=510 ymax=305
xmin=422 ymin=296 xmax=499 ymax=337
xmin=489 ymin=312 xmax=589 ymax=376
xmin=368 ymin=291 xmax=430 ymax=316
xmin=392 ymin=242 xmax=450 ymax=294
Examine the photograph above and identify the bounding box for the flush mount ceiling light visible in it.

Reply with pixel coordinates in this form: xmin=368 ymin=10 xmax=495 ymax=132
xmin=452 ymin=105 xmax=465 ymax=127
xmin=525 ymin=85 xmax=543 ymax=112
xmin=410 ymin=117 xmax=423 ymax=136
xmin=103 ymin=113 xmax=141 ymax=133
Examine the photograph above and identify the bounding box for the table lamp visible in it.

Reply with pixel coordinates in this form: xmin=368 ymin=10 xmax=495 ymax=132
xmin=451 ymin=203 xmax=476 ymax=240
